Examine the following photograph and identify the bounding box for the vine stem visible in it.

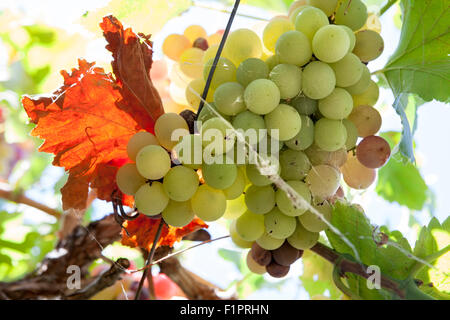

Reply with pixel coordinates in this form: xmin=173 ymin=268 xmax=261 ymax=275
xmin=379 ymin=0 xmax=398 ymax=17
xmin=0 ymin=188 xmax=61 ymax=218
xmin=191 ymin=1 xmax=269 ymax=21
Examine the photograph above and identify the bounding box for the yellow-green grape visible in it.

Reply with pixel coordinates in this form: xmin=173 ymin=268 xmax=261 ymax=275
xmin=232 ymin=110 xmax=266 ymax=144
xmin=116 ymin=163 xmax=146 ymax=195
xmin=299 ymin=201 xmax=332 ymax=232
xmin=339 ymin=25 xmax=356 ymax=53
xmin=295 ymin=6 xmax=329 ymax=41
xmin=305 ymin=164 xmax=341 ymax=199
xmin=352 ymin=80 xmax=380 ymax=107
xmin=275 ymin=30 xmax=312 ymax=66
xmin=136 ymin=145 xmax=171 ymax=180
xmin=183 ymin=25 xmax=207 ymax=43
xmin=223 ymin=167 xmax=246 ymax=199
xmin=245 ymin=185 xmax=276 ymax=214
xmin=335 ymin=0 xmax=368 ymax=31
xmin=314 ymin=118 xmax=347 ymax=151
xmin=307 ymin=0 xmax=338 ymax=16
xmin=185 ymin=78 xmax=214 ymax=110
xmin=305 ymin=144 xmax=348 ymax=168
xmin=162 ymin=34 xmax=191 ymax=61
xmin=256 ymin=232 xmax=285 ymax=250
xmin=348 ymin=105 xmax=382 ymax=137
xmin=287 ymin=222 xmax=319 ymax=249
xmin=342 ymin=119 xmax=358 ymax=150
xmin=312 ymin=25 xmax=350 ymax=63
xmin=276 ymin=181 xmax=311 ymax=217
xmin=353 ymin=29 xmax=384 ymax=62
xmin=263 ymin=18 xmax=294 ymax=53
xmin=291 ymin=95 xmax=318 ymax=115
xmin=285 ymin=115 xmax=315 ymax=151
xmin=214 ymin=82 xmax=246 ymax=116
xmin=163 ymin=165 xmax=199 ymax=201
xmin=191 ymin=184 xmax=226 ymax=221
xmin=289 ymin=4 xmax=310 ymax=23
xmin=179 ymin=47 xmax=204 ymax=79
xmin=230 ymin=220 xmax=253 ymax=248
xmin=265 ymin=54 xmax=281 ymax=71
xmin=269 ymin=64 xmax=302 ymax=99
xmin=203 ymin=57 xmax=237 ymax=89
xmin=244 ymin=79 xmax=280 ymax=115
xmin=318 ymin=88 xmax=353 ymax=120
xmin=236 ymin=58 xmax=269 ymax=87
xmin=279 ymin=149 xmax=311 ymax=180
xmin=265 ymin=104 xmax=302 ymax=141
xmin=126 ymin=131 xmax=158 ymax=162
xmin=202 ymin=44 xmax=219 ymax=64
xmin=223 ymin=28 xmax=263 ymax=66
xmin=223 ymin=194 xmax=246 ymax=219
xmin=197 ymin=102 xmax=231 ymax=125
xmin=341 ymin=152 xmax=376 ymax=189
xmin=346 ymin=64 xmax=370 ymax=95
xmin=201 ymin=117 xmax=235 ymax=154
xmin=173 ymin=134 xmax=202 ymax=169
xmin=202 ymin=156 xmax=237 ymax=190
xmin=329 ymin=53 xmax=363 ymax=87
xmin=135 ymin=182 xmax=169 ymax=216
xmin=162 ymin=200 xmax=195 ymax=227
xmin=235 ymin=210 xmax=265 ymax=241
xmin=264 ymin=207 xmax=297 ymax=239
xmin=155 ymin=113 xmax=189 ymax=150
xmin=302 ymin=61 xmax=336 ymax=99
xmin=246 ymin=161 xmax=278 ymax=187
xmin=246 ymin=250 xmax=266 ymax=274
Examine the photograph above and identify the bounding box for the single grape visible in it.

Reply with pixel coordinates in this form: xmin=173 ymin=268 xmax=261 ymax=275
xmin=275 ymin=30 xmax=312 ymax=66
xmin=163 ymin=165 xmax=199 ymax=201
xmin=265 ymin=207 xmax=297 ymax=239
xmin=191 ymin=184 xmax=226 ymax=221
xmin=341 ymin=152 xmax=376 ymax=189
xmin=318 ymin=88 xmax=353 ymax=120
xmin=353 ymin=30 xmax=384 ymax=62
xmin=155 ymin=113 xmax=190 ymax=150
xmin=329 ymin=53 xmax=363 ymax=87
xmin=257 ymin=231 xmax=285 ymax=250
xmin=232 ymin=110 xmax=266 ymax=144
xmin=272 ymin=241 xmax=301 ymax=266
xmin=302 ymin=61 xmax=336 ymax=99
xmin=193 ymin=37 xmax=208 ymax=51
xmin=342 ymin=119 xmax=358 ymax=150
xmin=244 ymin=79 xmax=280 ymax=115
xmin=307 ymin=0 xmax=338 ymax=16
xmin=312 ymin=25 xmax=350 ymax=63
xmin=244 ymin=184 xmax=276 ymax=214
xmin=269 ymin=64 xmax=302 ymax=99
xmin=136 ymin=145 xmax=171 ymax=180
xmin=116 ymin=163 xmax=146 ymax=196
xmin=184 ymin=25 xmax=207 ymax=43
xmin=172 ymin=134 xmax=203 ymax=169
xmin=223 ymin=28 xmax=263 ymax=66
xmin=235 ymin=210 xmax=265 ymax=241
xmin=127 ymin=132 xmax=158 ymax=162
xmin=135 ymin=182 xmax=169 ymax=216
xmin=291 ymin=95 xmax=318 ymax=115
xmin=251 ymin=242 xmax=272 ymax=266
xmin=236 ymin=58 xmax=269 ymax=87
xmin=279 ymin=149 xmax=311 ymax=180
xmin=345 ymin=64 xmax=371 ymax=95
xmin=305 ymin=144 xmax=348 ymax=168
xmin=356 ymin=135 xmax=391 ymax=168
xmin=276 ymin=181 xmax=311 ymax=217
xmin=162 ymin=200 xmax=195 ymax=227
xmin=348 ymin=105 xmax=382 ymax=137
xmin=335 ymin=0 xmax=368 ymax=31
xmin=265 ymin=54 xmax=281 ymax=71
xmin=179 ymin=47 xmax=204 ymax=79
xmin=289 ymin=4 xmax=310 ymax=23
xmin=214 ymin=82 xmax=246 ymax=116
xmin=223 ymin=194 xmax=247 ymax=219
xmin=266 ymin=261 xmax=290 ymax=278
xmin=203 ymin=57 xmax=237 ymax=89
xmin=285 ymin=115 xmax=315 ymax=151
xmin=223 ymin=167 xmax=246 ymax=199
xmin=295 ymin=6 xmax=329 ymax=41
xmin=305 ymin=164 xmax=341 ymax=200
xmin=202 ymin=155 xmax=237 ymax=190
xmin=162 ymin=34 xmax=191 ymax=61
xmin=263 ymin=18 xmax=294 ymax=53
xmin=265 ymin=104 xmax=302 ymax=141
xmin=314 ymin=118 xmax=347 ymax=151
xmin=230 ymin=220 xmax=253 ymax=248
xmin=298 ymin=201 xmax=332 ymax=232
xmin=246 ymin=251 xmax=266 ymax=274
xmin=287 ymin=221 xmax=319 ymax=250
xmin=352 ymin=80 xmax=380 ymax=107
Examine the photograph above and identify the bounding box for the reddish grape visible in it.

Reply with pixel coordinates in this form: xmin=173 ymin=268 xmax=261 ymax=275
xmin=251 ymin=242 xmax=272 ymax=266
xmin=272 ymin=241 xmax=301 ymax=266
xmin=266 ymin=261 xmax=290 ymax=278
xmin=193 ymin=37 xmax=209 ymax=50
xmin=356 ymin=135 xmax=391 ymax=168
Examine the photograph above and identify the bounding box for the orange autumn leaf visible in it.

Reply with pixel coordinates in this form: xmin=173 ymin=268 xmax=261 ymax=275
xmin=121 ymin=216 xmax=208 ymax=250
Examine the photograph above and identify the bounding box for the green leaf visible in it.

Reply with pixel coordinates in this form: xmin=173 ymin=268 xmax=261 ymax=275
xmin=218 ymin=248 xmax=243 ymax=271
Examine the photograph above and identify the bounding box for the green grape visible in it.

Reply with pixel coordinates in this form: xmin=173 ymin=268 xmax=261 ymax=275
xmin=197 ymin=102 xmax=231 ymax=125
xmin=305 ymin=164 xmax=341 ymax=199
xmin=202 ymin=44 xmax=219 ymax=64
xmin=246 ymin=158 xmax=280 ymax=186
xmin=191 ymin=184 xmax=226 ymax=221
xmin=314 ymin=118 xmax=347 ymax=151
xmin=235 ymin=210 xmax=265 ymax=241
xmin=353 ymin=30 xmax=384 ymax=62
xmin=279 ymin=149 xmax=311 ymax=180
xmin=348 ymin=105 xmax=381 ymax=137
xmin=135 ymin=182 xmax=169 ymax=216
xmin=232 ymin=110 xmax=266 ymax=144
xmin=289 ymin=4 xmax=310 ymax=23
xmin=162 ymin=200 xmax=195 ymax=227
xmin=116 ymin=163 xmax=146 ymax=196
xmin=335 ymin=0 xmax=368 ymax=31
xmin=201 ymin=117 xmax=235 ymax=155
xmin=342 ymin=119 xmax=358 ymax=150
xmin=236 ymin=58 xmax=269 ymax=87
xmin=345 ymin=64 xmax=370 ymax=95
xmin=263 ymin=18 xmax=294 ymax=53
xmin=265 ymin=104 xmax=302 ymax=141
xmin=299 ymin=201 xmax=332 ymax=232
xmin=185 ymin=78 xmax=215 ymax=110
xmin=173 ymin=134 xmax=202 ymax=169
xmin=223 ymin=167 xmax=246 ymax=199
xmin=275 ymin=30 xmax=312 ymax=66
xmin=244 ymin=79 xmax=280 ymax=115
xmin=230 ymin=220 xmax=253 ymax=248
xmin=287 ymin=221 xmax=319 ymax=249
xmin=285 ymin=115 xmax=314 ymax=151
xmin=329 ymin=53 xmax=363 ymax=87
xmin=265 ymin=54 xmax=281 ymax=71
xmin=223 ymin=194 xmax=247 ymax=219
xmin=246 ymin=251 xmax=266 ymax=274
xmin=312 ymin=25 xmax=350 ymax=63
xmin=202 ymin=155 xmax=237 ymax=190
xmin=352 ymin=80 xmax=380 ymax=107
xmin=269 ymin=64 xmax=302 ymax=99
xmin=291 ymin=95 xmax=318 ymax=115
xmin=162 ymin=165 xmax=199 ymax=201
xmin=295 ymin=6 xmax=329 ymax=41
xmin=127 ymin=132 xmax=158 ymax=161
xmin=155 ymin=113 xmax=189 ymax=150
xmin=203 ymin=57 xmax=237 ymax=89
xmin=223 ymin=28 xmax=263 ymax=66
xmin=302 ymin=61 xmax=336 ymax=99
xmin=245 ymin=185 xmax=276 ymax=214
xmin=307 ymin=0 xmax=338 ymax=16
xmin=257 ymin=231 xmax=285 ymax=250
xmin=305 ymin=144 xmax=348 ymax=168
xmin=276 ymin=180 xmax=311 ymax=216
xmin=264 ymin=207 xmax=297 ymax=239
xmin=214 ymin=82 xmax=246 ymax=116
xmin=339 ymin=25 xmax=356 ymax=53
xmin=179 ymin=47 xmax=204 ymax=78
xmin=318 ymin=88 xmax=353 ymax=120
xmin=136 ymin=145 xmax=171 ymax=180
